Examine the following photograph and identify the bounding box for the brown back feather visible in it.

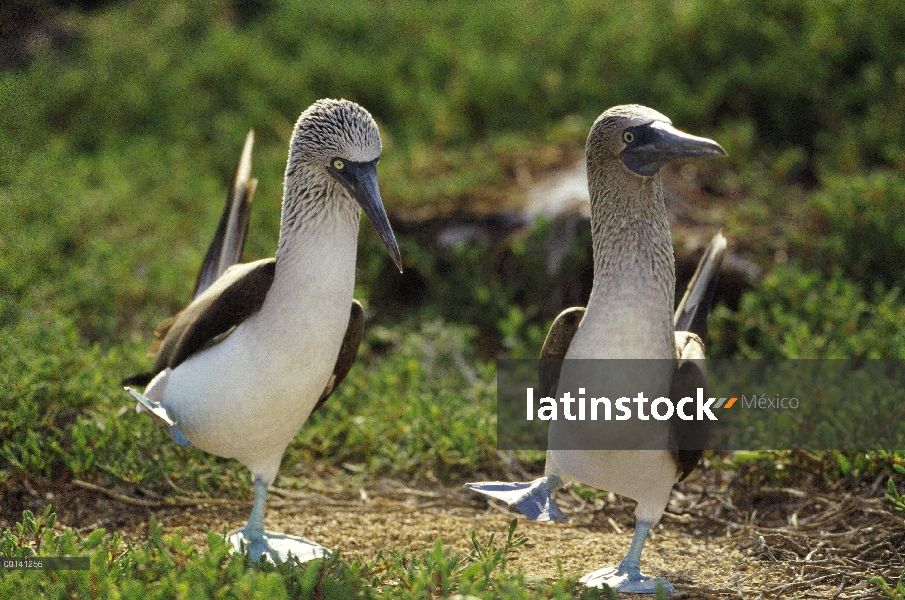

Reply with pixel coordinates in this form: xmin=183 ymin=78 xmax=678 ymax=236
xmin=311 ymin=300 xmax=365 ymax=415
xmin=539 ymin=307 xmax=585 ymax=398
xmin=149 ymin=258 xmax=275 ymax=374
xmin=668 ymin=338 xmax=709 ymax=481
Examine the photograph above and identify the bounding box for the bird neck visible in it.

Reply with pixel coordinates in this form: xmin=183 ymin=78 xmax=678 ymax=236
xmin=267 ymin=172 xmax=361 ymax=315
xmin=276 ymin=168 xmax=360 ymax=255
xmin=586 ymin=170 xmax=675 ymax=326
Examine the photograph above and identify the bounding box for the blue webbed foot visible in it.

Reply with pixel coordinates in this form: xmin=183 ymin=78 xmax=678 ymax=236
xmin=580 ymin=564 xmax=675 ymax=595
xmin=579 ymin=519 xmax=675 ymax=594
xmin=465 ymin=475 xmax=568 ymax=522
xmin=228 ymin=477 xmax=330 ymax=563
xmin=125 ymin=387 xmax=192 ymax=447
xmin=227 ymin=529 xmax=331 ymax=564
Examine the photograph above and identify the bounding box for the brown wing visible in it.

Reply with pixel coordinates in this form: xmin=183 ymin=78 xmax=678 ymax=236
xmin=668 ymin=231 xmax=726 ymax=479
xmin=669 ymin=330 xmax=710 ymax=481
xmin=122 ymin=258 xmax=275 ymax=386
xmin=311 ymin=300 xmax=365 ymax=415
xmin=154 ymin=258 xmax=275 ymax=372
xmin=123 ymin=131 xmax=261 ymax=387
xmin=539 ymin=307 xmax=585 ymax=398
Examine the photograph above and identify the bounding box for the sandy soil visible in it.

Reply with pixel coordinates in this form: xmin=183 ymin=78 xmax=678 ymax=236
xmin=5 ymin=472 xmax=900 ymax=599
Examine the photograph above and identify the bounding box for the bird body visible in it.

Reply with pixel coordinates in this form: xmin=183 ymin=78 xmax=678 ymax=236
xmin=546 ymin=111 xmax=683 ymax=528
xmin=149 ymin=219 xmax=359 ymax=481
xmin=127 ymin=99 xmax=402 ymax=562
xmin=467 ymin=104 xmax=726 ymax=593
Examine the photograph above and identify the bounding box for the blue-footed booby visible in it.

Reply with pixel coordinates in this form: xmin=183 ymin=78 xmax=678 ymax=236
xmin=467 ymin=105 xmax=726 ymax=594
xmin=124 ymin=99 xmax=402 ymax=563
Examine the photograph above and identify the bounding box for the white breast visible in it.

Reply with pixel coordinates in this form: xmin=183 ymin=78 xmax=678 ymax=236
xmin=546 ymin=278 xmax=678 ymax=523
xmin=157 ymin=222 xmax=359 ymax=483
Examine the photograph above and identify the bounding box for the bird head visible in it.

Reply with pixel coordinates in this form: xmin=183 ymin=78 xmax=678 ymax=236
xmin=289 ymin=98 xmax=403 ymax=272
xmin=587 ymin=105 xmax=726 ymax=178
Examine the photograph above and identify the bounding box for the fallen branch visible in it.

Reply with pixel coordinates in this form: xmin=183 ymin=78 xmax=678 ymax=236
xmin=71 ymin=479 xmax=248 ymax=508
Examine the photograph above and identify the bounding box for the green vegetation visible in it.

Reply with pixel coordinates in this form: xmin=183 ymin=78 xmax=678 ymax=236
xmin=2 ymin=0 xmax=904 ymax=596
xmin=2 ymin=509 xmax=609 ymax=599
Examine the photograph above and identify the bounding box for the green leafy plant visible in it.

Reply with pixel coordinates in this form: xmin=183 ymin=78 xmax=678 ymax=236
xmin=0 ymin=510 xmax=600 ymax=599
xmin=887 ymin=474 xmax=905 ymax=512
xmin=871 ymin=572 xmax=905 ymax=600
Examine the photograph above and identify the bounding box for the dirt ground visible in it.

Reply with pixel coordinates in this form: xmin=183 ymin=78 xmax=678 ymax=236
xmin=5 ymin=469 xmax=901 ymax=600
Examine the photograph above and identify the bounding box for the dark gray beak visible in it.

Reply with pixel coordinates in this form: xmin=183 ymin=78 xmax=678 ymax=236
xmin=332 ymin=159 xmax=403 ymax=273
xmin=621 ymin=121 xmax=727 ymax=177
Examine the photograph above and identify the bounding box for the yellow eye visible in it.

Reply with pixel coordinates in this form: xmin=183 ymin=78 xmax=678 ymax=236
xmin=332 ymin=159 xmax=345 ymax=170
xmin=623 ymin=131 xmax=634 ymax=144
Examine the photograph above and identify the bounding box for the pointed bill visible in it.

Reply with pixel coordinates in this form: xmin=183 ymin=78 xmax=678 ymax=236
xmin=621 ymin=120 xmax=727 ymax=177
xmin=344 ymin=160 xmax=403 ymax=273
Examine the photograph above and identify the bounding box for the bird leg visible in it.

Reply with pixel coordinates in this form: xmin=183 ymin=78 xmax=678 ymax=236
xmin=227 ymin=476 xmax=330 ymax=563
xmin=125 ymin=387 xmax=192 ymax=447
xmin=465 ymin=475 xmax=568 ymax=522
xmin=579 ymin=519 xmax=675 ymax=594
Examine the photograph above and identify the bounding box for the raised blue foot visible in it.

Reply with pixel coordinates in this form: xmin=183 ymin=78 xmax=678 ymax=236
xmin=125 ymin=387 xmax=192 ymax=447
xmin=465 ymin=475 xmax=567 ymax=522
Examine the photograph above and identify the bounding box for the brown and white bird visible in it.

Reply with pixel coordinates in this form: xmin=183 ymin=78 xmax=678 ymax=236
xmin=125 ymin=99 xmax=402 ymax=563
xmin=467 ymin=105 xmax=726 ymax=594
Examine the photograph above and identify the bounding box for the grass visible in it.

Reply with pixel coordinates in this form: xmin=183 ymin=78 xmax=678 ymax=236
xmin=2 ymin=0 xmax=905 ymax=596
xmin=2 ymin=509 xmax=617 ymax=600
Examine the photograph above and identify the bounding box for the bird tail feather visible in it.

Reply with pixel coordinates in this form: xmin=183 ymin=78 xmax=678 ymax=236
xmin=673 ymin=231 xmax=727 ymax=338
xmin=192 ymin=130 xmax=258 ymax=298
